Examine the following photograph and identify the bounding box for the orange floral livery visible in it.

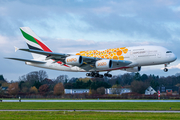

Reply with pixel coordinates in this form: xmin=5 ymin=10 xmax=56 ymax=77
xmin=76 ymin=47 xmax=128 ymax=60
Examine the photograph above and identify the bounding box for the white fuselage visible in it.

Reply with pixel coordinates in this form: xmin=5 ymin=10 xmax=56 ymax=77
xmin=25 ymin=46 xmax=177 ymax=72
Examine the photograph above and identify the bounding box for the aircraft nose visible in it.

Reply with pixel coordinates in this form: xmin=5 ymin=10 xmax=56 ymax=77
xmin=172 ymin=53 xmax=177 ymax=61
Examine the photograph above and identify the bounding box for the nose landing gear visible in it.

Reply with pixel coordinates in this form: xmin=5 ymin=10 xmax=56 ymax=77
xmin=164 ymin=63 xmax=169 ymax=72
xmin=164 ymin=68 xmax=168 ymax=72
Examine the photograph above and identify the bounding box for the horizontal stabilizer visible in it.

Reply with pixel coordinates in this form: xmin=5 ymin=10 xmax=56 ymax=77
xmin=19 ymin=49 xmax=67 ymax=57
xmin=5 ymin=58 xmax=46 ymax=64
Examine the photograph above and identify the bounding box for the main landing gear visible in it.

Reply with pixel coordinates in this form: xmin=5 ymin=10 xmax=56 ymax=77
xmin=86 ymin=71 xmax=112 ymax=78
xmin=104 ymin=71 xmax=112 ymax=77
xmin=164 ymin=64 xmax=168 ymax=72
xmin=86 ymin=72 xmax=103 ymax=78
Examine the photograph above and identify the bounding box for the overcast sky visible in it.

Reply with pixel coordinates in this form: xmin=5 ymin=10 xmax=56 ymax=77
xmin=1 ymin=0 xmax=180 ymax=81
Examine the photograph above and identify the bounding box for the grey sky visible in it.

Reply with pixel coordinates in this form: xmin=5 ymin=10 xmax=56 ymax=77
xmin=1 ymin=0 xmax=180 ymax=81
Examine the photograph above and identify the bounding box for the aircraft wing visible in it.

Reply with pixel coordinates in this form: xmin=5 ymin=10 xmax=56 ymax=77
xmin=18 ymin=48 xmax=132 ymax=71
xmin=79 ymin=57 xmax=132 ymax=71
xmin=5 ymin=58 xmax=46 ymax=64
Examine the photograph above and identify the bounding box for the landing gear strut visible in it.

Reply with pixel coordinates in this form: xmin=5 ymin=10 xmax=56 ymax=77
xmin=164 ymin=64 xmax=168 ymax=72
xmin=104 ymin=71 xmax=112 ymax=77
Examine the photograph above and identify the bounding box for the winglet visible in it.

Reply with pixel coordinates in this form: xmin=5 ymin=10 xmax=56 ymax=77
xmin=14 ymin=46 xmax=19 ymax=52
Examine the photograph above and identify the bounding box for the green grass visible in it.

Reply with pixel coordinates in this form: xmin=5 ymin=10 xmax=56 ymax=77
xmin=0 ymin=102 xmax=180 ymax=110
xmin=0 ymin=111 xmax=180 ymax=120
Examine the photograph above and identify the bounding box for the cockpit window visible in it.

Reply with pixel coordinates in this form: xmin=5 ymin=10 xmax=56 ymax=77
xmin=166 ymin=51 xmax=172 ymax=53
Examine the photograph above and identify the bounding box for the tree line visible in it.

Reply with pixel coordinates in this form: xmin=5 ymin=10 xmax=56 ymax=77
xmin=0 ymin=70 xmax=180 ymax=96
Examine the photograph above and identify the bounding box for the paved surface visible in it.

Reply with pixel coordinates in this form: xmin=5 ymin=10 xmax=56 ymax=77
xmin=0 ymin=110 xmax=180 ymax=113
xmin=2 ymin=100 xmax=180 ymax=102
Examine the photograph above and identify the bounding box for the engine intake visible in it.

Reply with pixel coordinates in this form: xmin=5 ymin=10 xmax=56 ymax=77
xmin=95 ymin=60 xmax=113 ymax=69
xmin=65 ymin=56 xmax=83 ymax=66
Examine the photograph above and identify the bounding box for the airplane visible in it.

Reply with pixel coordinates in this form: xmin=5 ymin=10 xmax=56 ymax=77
xmin=6 ymin=27 xmax=177 ymax=78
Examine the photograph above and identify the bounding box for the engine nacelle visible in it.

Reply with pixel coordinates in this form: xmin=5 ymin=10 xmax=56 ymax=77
xmin=95 ymin=60 xmax=113 ymax=69
xmin=124 ymin=66 xmax=141 ymax=72
xmin=65 ymin=56 xmax=83 ymax=66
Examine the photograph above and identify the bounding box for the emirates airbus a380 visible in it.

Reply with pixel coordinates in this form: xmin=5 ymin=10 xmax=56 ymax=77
xmin=6 ymin=27 xmax=177 ymax=78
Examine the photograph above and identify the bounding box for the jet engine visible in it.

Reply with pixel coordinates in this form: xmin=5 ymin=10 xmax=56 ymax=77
xmin=124 ymin=66 xmax=141 ymax=72
xmin=95 ymin=60 xmax=113 ymax=69
xmin=65 ymin=56 xmax=83 ymax=66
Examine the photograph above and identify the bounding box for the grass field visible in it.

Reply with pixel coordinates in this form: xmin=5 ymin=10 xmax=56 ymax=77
xmin=0 ymin=111 xmax=180 ymax=120
xmin=0 ymin=102 xmax=180 ymax=120
xmin=0 ymin=102 xmax=180 ymax=110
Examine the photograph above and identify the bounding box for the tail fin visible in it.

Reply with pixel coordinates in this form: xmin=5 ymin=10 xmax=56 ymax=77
xmin=20 ymin=27 xmax=52 ymax=60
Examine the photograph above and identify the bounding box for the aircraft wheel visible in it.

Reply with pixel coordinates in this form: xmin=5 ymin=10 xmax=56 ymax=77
xmin=104 ymin=73 xmax=108 ymax=77
xmin=108 ymin=74 xmax=112 ymax=77
xmin=95 ymin=73 xmax=99 ymax=77
xmin=99 ymin=74 xmax=103 ymax=78
xmin=91 ymin=72 xmax=95 ymax=77
xmin=164 ymin=68 xmax=168 ymax=72
xmin=86 ymin=73 xmax=90 ymax=76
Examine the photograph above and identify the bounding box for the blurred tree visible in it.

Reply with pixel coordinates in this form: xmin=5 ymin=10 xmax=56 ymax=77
xmin=0 ymin=78 xmax=8 ymax=88
xmin=38 ymin=70 xmax=48 ymax=82
xmin=64 ymin=79 xmax=68 ymax=84
xmin=0 ymin=87 xmax=4 ymax=95
xmin=33 ymin=81 xmax=42 ymax=89
xmin=1 ymin=82 xmax=9 ymax=87
xmin=86 ymin=80 xmax=92 ymax=89
xmin=19 ymin=75 xmax=27 ymax=81
xmin=21 ymin=87 xmax=29 ymax=93
xmin=8 ymin=83 xmax=20 ymax=95
xmin=18 ymin=81 xmax=25 ymax=91
xmin=30 ymin=86 xmax=38 ymax=94
xmin=18 ymin=70 xmax=48 ymax=88
xmin=97 ymin=87 xmax=105 ymax=95
xmin=0 ymin=75 xmax=5 ymax=81
xmin=39 ymin=84 xmax=49 ymax=93
xmin=131 ymin=80 xmax=148 ymax=94
xmin=150 ymin=79 xmax=159 ymax=89
xmin=68 ymin=77 xmax=78 ymax=83
xmin=90 ymin=81 xmax=111 ymax=90
xmin=54 ymin=75 xmax=68 ymax=84
xmin=64 ymin=83 xmax=73 ymax=89
xmin=53 ymin=83 xmax=64 ymax=95
xmin=78 ymin=78 xmax=92 ymax=83
xmin=134 ymin=72 xmax=141 ymax=81
xmin=115 ymin=80 xmax=119 ymax=85
xmin=88 ymin=89 xmax=92 ymax=95
xmin=121 ymin=73 xmax=134 ymax=85
xmin=141 ymin=74 xmax=148 ymax=81
xmin=91 ymin=89 xmax=97 ymax=95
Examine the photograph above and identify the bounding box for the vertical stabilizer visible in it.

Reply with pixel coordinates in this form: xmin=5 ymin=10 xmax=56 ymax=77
xmin=20 ymin=27 xmax=52 ymax=60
